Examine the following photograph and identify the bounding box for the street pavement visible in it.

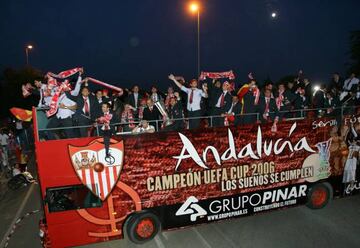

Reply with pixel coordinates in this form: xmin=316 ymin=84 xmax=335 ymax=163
xmin=1 ymin=155 xmax=360 ymax=248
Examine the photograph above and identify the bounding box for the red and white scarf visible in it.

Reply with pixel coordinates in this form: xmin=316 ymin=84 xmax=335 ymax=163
xmin=98 ymin=113 xmax=113 ymax=130
xmin=275 ymin=90 xmax=284 ymax=110
xmin=199 ymin=70 xmax=235 ymax=81
xmin=46 ymin=67 xmax=83 ymax=79
xmin=253 ymin=87 xmax=260 ymax=105
xmin=46 ymin=80 xmax=71 ymax=117
xmin=138 ymin=106 xmax=144 ymax=120
xmin=121 ymin=109 xmax=135 ymax=128
xmin=87 ymin=77 xmax=123 ymax=96
xmin=45 ymin=68 xmax=83 ymax=117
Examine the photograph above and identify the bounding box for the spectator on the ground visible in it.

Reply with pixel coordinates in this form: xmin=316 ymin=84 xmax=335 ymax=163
xmin=132 ymin=120 xmax=155 ymax=134
xmin=169 ymin=74 xmax=208 ymax=129
xmin=12 ymin=163 xmax=36 ymax=184
xmin=0 ymin=129 xmax=9 ymax=168
xmin=15 ymin=120 xmax=27 ymax=150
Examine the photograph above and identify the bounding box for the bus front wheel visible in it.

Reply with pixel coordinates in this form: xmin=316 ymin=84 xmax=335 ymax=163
xmin=125 ymin=211 xmax=161 ymax=244
xmin=306 ymin=182 xmax=333 ymax=209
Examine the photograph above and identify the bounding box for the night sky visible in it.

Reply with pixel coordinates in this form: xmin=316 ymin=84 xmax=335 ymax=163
xmin=1 ymin=0 xmax=360 ymax=90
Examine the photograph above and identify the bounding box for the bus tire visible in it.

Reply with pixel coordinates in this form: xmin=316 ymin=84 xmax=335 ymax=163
xmin=306 ymin=182 xmax=333 ymax=210
xmin=125 ymin=211 xmax=161 ymax=244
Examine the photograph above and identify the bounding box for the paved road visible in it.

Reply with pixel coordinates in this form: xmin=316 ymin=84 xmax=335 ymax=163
xmin=1 ymin=156 xmax=360 ymax=248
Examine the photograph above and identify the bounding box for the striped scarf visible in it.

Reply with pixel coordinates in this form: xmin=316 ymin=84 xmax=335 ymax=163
xmin=199 ymin=70 xmax=235 ymax=80
xmin=46 ymin=80 xmax=71 ymax=117
xmin=121 ymin=109 xmax=135 ymax=128
xmin=276 ymin=91 xmax=284 ymax=110
xmin=46 ymin=67 xmax=83 ymax=79
xmin=98 ymin=113 xmax=113 ymax=130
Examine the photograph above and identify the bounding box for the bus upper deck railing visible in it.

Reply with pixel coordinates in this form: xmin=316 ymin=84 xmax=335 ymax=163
xmin=34 ymin=105 xmax=359 ymax=142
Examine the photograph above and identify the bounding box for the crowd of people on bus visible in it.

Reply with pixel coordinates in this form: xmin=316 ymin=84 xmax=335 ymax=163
xmin=29 ymin=69 xmax=360 ymax=139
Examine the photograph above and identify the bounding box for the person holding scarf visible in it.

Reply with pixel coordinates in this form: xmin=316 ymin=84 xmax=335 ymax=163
xmin=168 ymin=74 xmax=208 ymax=129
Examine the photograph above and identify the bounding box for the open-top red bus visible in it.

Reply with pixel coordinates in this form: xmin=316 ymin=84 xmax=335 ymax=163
xmin=33 ymin=107 xmax=360 ymax=247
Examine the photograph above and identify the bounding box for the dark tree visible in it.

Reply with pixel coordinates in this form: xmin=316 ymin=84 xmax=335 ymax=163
xmin=348 ymin=30 xmax=360 ymax=74
xmin=0 ymin=67 xmax=43 ymax=119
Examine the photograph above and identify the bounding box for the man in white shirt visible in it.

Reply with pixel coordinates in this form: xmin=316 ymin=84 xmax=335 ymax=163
xmin=168 ymin=74 xmax=208 ymax=129
xmin=132 ymin=120 xmax=155 ymax=134
xmin=46 ymin=94 xmax=77 ymax=140
xmin=0 ymin=129 xmax=9 ymax=167
xmin=343 ymin=73 xmax=359 ymax=92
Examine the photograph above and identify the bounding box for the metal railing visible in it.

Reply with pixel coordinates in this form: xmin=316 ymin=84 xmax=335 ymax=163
xmin=34 ymin=105 xmax=359 ymax=142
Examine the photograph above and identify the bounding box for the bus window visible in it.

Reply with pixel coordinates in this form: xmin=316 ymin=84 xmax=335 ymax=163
xmin=46 ymin=185 xmax=102 ymax=213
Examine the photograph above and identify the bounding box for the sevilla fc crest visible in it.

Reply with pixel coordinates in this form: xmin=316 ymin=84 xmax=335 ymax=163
xmin=68 ymin=138 xmax=124 ymax=201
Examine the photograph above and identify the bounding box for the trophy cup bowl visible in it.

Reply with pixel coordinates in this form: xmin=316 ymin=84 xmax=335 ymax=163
xmin=154 ymin=101 xmax=173 ymax=126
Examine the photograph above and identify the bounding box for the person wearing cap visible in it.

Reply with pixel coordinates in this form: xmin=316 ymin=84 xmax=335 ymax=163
xmin=208 ymin=80 xmax=232 ymax=127
xmin=168 ymin=74 xmax=208 ymax=129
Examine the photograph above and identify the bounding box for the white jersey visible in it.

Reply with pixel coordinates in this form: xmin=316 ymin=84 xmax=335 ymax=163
xmin=343 ymin=144 xmax=360 ymax=183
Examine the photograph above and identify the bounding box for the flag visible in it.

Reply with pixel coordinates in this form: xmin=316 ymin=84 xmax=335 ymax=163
xmin=10 ymin=107 xmax=33 ymax=122
xmin=237 ymin=84 xmax=250 ymax=114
